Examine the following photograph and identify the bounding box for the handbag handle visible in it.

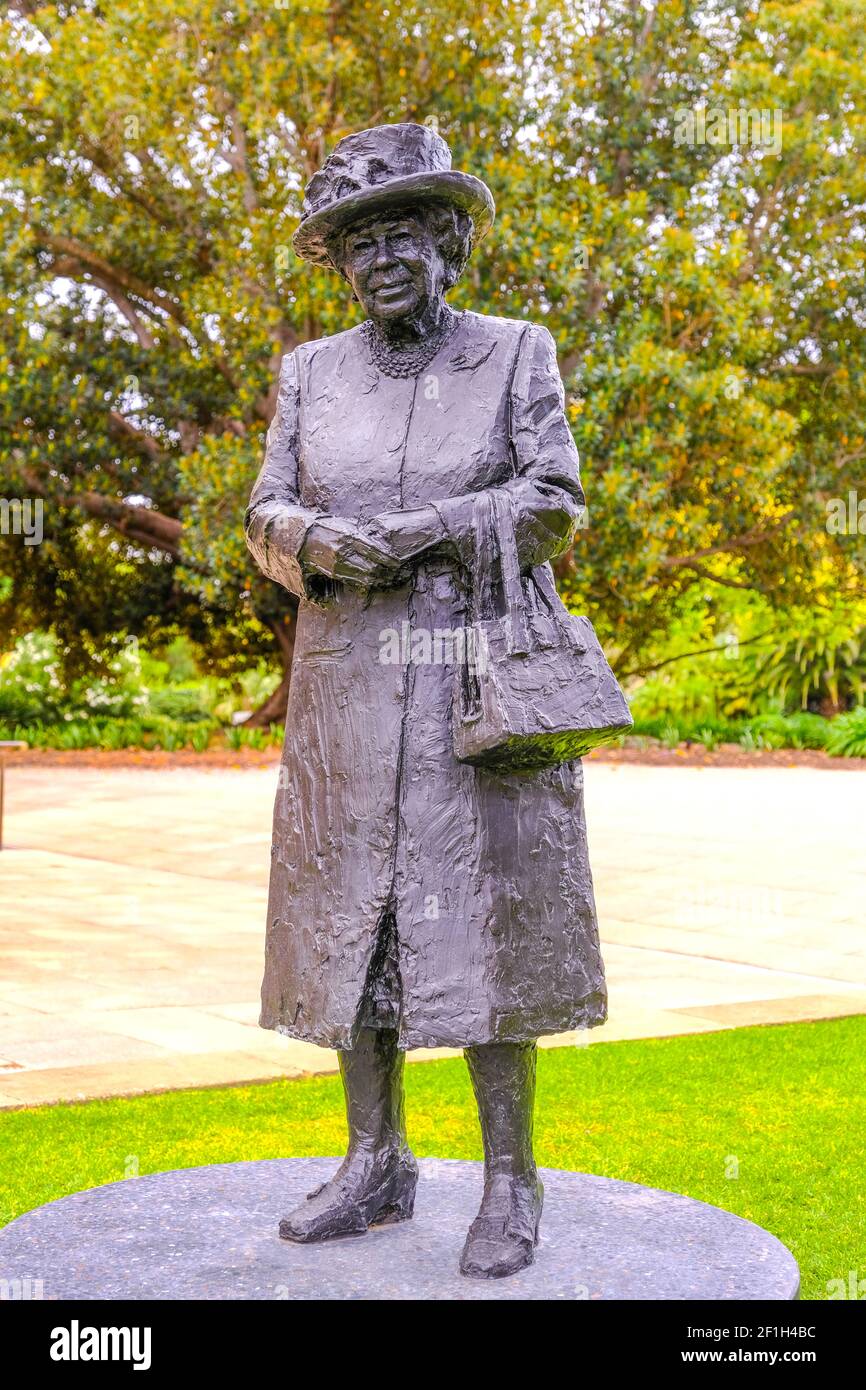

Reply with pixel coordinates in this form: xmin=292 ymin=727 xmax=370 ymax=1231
xmin=465 ymin=319 xmax=533 ymax=658
xmin=468 ymin=488 xmax=531 ymax=657
xmin=466 ymin=323 xmax=577 ymax=657
xmin=531 ymin=559 xmax=586 ymax=651
xmin=492 ymin=489 xmax=531 ymax=657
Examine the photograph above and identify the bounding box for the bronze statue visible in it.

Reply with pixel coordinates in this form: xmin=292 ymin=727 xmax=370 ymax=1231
xmin=246 ymin=123 xmax=611 ymax=1279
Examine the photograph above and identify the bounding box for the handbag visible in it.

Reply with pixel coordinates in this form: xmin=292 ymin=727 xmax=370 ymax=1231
xmin=452 ymin=487 xmax=633 ymax=771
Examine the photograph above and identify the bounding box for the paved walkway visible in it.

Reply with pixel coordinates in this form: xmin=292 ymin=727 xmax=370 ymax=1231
xmin=0 ymin=763 xmax=863 ymax=1108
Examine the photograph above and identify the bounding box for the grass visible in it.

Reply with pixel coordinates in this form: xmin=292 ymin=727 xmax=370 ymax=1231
xmin=1 ymin=1015 xmax=862 ymax=1300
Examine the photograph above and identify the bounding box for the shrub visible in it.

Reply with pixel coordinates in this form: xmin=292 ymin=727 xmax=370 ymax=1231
xmin=745 ymin=712 xmax=830 ymax=751
xmin=631 ymin=710 xmax=840 ymax=753
xmin=145 ymin=686 xmax=212 ymax=721
xmin=190 ymin=725 xmax=212 ymax=753
xmin=0 ymin=632 xmax=66 ymax=722
xmin=747 ymin=624 xmax=866 ymax=715
xmin=825 ymin=707 xmax=866 ymax=758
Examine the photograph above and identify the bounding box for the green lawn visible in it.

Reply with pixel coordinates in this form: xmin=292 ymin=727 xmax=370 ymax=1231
xmin=2 ymin=1015 xmax=863 ymax=1300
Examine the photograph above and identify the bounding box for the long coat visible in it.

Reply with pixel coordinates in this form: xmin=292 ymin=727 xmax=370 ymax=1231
xmin=245 ymin=310 xmax=607 ymax=1050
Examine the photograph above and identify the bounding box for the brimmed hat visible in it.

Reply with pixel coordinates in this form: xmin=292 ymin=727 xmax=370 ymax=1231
xmin=293 ymin=123 xmax=495 ymax=267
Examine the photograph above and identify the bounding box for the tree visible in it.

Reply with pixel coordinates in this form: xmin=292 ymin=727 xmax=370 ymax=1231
xmin=1 ymin=0 xmax=864 ymax=719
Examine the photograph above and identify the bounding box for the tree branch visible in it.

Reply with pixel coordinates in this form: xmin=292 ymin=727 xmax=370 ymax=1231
xmin=21 ymin=467 xmax=183 ymax=558
xmin=619 ymin=629 xmax=776 ymax=680
xmin=35 ymin=231 xmax=188 ymax=329
xmin=108 ymin=412 xmax=165 ymax=459
xmin=664 ymin=559 xmax=767 ymax=591
xmin=88 ymin=275 xmax=156 ymax=349
xmin=660 ymin=511 xmax=796 ymax=570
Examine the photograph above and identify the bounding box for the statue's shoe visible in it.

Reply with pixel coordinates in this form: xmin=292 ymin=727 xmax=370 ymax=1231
xmin=459 ymin=1172 xmax=544 ymax=1279
xmin=278 ymin=1148 xmax=418 ymax=1243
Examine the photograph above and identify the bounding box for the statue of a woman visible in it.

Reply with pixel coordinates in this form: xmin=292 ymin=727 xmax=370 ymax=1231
xmin=246 ymin=123 xmax=607 ymax=1279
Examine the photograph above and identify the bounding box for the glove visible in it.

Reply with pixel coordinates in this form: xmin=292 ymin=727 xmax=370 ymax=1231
xmin=299 ymin=518 xmax=402 ymax=589
xmin=367 ymin=505 xmax=448 ymax=563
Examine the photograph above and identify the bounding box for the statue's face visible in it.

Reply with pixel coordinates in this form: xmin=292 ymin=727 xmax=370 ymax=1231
xmin=340 ymin=211 xmax=447 ymax=322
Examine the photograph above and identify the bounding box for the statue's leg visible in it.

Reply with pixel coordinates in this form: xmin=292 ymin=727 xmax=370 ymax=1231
xmin=279 ymin=1026 xmax=417 ymax=1243
xmin=459 ymin=1040 xmax=544 ymax=1278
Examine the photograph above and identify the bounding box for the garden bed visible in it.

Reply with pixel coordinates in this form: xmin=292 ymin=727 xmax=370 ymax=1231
xmin=0 ymin=744 xmax=281 ymax=770
xmin=3 ymin=740 xmax=864 ymax=771
xmin=592 ymin=740 xmax=866 ymax=771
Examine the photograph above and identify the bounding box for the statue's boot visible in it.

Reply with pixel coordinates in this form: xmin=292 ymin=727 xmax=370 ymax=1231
xmin=460 ymin=1040 xmax=544 ymax=1279
xmin=279 ymin=1027 xmax=417 ymax=1242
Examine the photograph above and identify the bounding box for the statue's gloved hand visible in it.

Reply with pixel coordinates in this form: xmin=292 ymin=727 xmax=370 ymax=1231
xmin=299 ymin=518 xmax=402 ymax=589
xmin=367 ymin=505 xmax=448 ymax=563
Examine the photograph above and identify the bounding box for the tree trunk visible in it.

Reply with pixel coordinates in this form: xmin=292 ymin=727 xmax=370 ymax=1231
xmin=246 ymin=609 xmax=296 ymax=727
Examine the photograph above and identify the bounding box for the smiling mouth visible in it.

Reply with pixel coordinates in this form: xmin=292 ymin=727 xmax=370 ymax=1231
xmin=373 ymin=281 xmax=411 ymax=295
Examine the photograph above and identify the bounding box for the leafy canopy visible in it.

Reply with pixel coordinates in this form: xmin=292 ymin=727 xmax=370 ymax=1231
xmin=0 ymin=0 xmax=864 ymax=695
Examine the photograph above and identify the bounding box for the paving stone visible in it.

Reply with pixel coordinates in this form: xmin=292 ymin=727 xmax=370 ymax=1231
xmin=1 ymin=764 xmax=863 ymax=1108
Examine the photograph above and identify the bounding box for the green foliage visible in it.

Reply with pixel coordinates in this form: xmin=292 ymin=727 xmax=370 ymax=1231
xmin=0 ymin=630 xmax=148 ymax=721
xmin=0 ymin=713 xmax=286 ymax=751
xmin=749 ymin=618 xmax=866 ymax=714
xmin=2 ymin=617 xmax=860 ymax=754
xmin=627 ymin=585 xmax=866 ymax=728
xmin=1 ymin=0 xmax=864 ymax=687
xmin=161 ymin=636 xmax=200 ymax=684
xmin=0 ymin=714 xmax=212 ymax=751
xmin=223 ymin=722 xmax=271 ymax=751
xmin=630 ymin=709 xmax=839 ymax=752
xmin=145 ymin=685 xmax=213 ymax=721
xmin=0 ymin=628 xmax=283 ymax=734
xmin=0 ymin=630 xmax=65 ymax=722
xmin=745 ymin=711 xmax=834 ymax=751
xmin=825 ymin=706 xmax=866 ymax=757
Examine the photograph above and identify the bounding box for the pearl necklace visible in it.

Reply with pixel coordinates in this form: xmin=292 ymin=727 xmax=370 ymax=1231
xmin=362 ymin=307 xmax=461 ymax=378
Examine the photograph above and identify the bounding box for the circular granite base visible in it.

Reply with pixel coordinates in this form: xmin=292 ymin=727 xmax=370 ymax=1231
xmin=0 ymin=1158 xmax=799 ymax=1300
